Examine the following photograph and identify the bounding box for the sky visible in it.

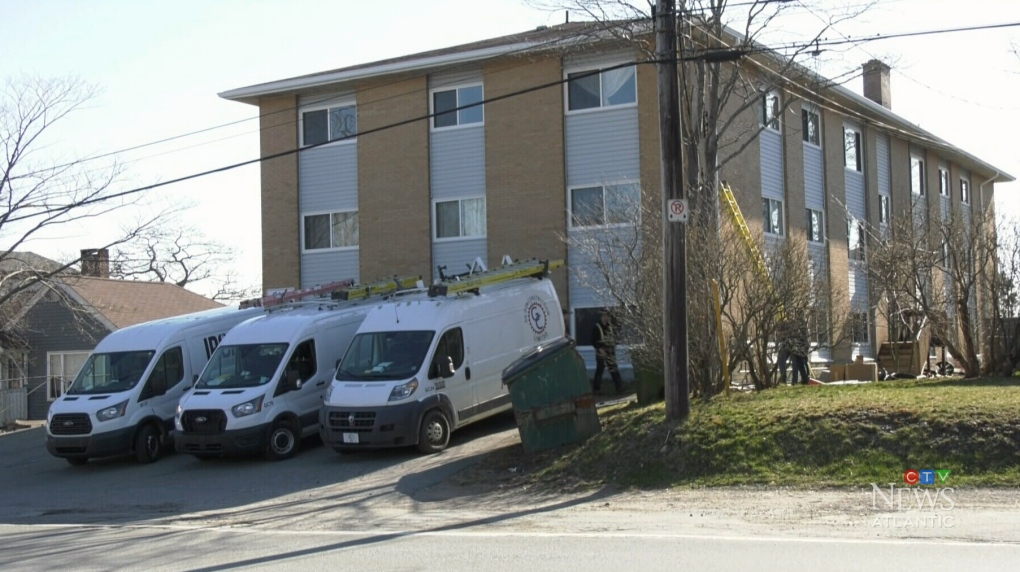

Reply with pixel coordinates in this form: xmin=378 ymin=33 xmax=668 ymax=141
xmin=2 ymin=0 xmax=1020 ymax=299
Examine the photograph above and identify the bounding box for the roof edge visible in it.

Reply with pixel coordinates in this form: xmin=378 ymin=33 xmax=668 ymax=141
xmin=219 ymin=41 xmax=544 ymax=105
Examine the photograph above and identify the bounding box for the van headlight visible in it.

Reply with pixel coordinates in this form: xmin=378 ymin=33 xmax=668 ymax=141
xmin=324 ymin=382 xmax=334 ymax=402
xmin=231 ymin=395 xmax=264 ymax=418
xmin=388 ymin=378 xmax=419 ymax=402
xmin=97 ymin=400 xmax=128 ymax=422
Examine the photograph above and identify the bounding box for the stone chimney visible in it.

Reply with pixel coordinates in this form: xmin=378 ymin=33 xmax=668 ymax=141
xmin=80 ymin=248 xmax=110 ymax=278
xmin=862 ymin=59 xmax=891 ymax=109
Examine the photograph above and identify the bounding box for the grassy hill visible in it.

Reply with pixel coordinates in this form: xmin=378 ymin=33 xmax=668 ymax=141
xmin=468 ymin=378 xmax=1020 ymax=490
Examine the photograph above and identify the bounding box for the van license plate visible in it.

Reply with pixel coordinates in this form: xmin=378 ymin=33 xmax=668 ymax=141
xmin=342 ymin=433 xmax=359 ymax=444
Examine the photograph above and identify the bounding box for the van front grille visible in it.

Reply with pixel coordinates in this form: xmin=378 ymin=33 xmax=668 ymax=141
xmin=181 ymin=410 xmax=227 ymax=434
xmin=50 ymin=414 xmax=92 ymax=435
xmin=327 ymin=411 xmax=376 ymax=431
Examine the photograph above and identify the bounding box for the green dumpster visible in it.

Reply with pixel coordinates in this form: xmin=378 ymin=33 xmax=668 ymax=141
xmin=502 ymin=337 xmax=601 ymax=453
xmin=634 ymin=359 xmax=665 ymax=405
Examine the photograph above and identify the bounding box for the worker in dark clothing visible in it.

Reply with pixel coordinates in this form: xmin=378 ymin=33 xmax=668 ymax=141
xmin=591 ymin=312 xmax=623 ymax=393
xmin=790 ymin=318 xmax=812 ymax=385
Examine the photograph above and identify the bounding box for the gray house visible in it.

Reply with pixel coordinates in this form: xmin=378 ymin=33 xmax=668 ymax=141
xmin=2 ymin=250 xmax=222 ymax=420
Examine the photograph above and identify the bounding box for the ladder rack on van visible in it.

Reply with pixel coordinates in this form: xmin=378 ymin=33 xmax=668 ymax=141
xmin=240 ymin=280 xmax=356 ymax=309
xmin=331 ymin=276 xmax=424 ymax=301
xmin=427 ymin=258 xmax=564 ymax=297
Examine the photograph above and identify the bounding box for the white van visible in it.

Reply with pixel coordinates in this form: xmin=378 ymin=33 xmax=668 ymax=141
xmin=175 ymin=303 xmax=370 ymax=461
xmin=321 ymin=276 xmax=564 ymax=454
xmin=45 ymin=306 xmax=263 ymax=465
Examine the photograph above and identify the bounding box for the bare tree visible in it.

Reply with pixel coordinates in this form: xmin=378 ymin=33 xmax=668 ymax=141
xmin=868 ymin=197 xmax=997 ymax=377
xmin=109 ymin=215 xmax=259 ymax=302
xmin=1 ymin=76 xmax=160 ymax=328
xmin=565 ymin=188 xmax=834 ymax=395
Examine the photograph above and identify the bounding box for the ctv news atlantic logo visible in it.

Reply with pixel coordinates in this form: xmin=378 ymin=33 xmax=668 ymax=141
xmin=870 ymin=469 xmax=955 ymax=529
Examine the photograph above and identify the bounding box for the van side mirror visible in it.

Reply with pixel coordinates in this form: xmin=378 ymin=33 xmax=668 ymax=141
xmin=286 ymin=369 xmax=301 ymax=390
xmin=440 ymin=356 xmax=455 ymax=379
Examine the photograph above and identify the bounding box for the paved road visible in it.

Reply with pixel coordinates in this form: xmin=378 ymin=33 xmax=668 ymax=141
xmin=3 ymin=417 xmax=1019 ymax=571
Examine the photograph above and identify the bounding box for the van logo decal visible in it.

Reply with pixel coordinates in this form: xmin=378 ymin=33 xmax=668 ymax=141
xmin=525 ymin=296 xmax=549 ymax=338
xmin=195 ymin=416 xmax=208 ymax=424
xmin=63 ymin=421 xmax=74 ymax=427
xmin=348 ymin=414 xmax=356 ymax=426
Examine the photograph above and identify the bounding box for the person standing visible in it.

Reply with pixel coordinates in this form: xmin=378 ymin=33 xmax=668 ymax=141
xmin=776 ymin=320 xmax=792 ymax=385
xmin=790 ymin=318 xmax=811 ymax=385
xmin=592 ymin=312 xmax=623 ymax=393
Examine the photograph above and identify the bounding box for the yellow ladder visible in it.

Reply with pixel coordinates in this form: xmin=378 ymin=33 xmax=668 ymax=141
xmin=428 ymin=258 xmax=564 ymax=297
xmin=332 ymin=276 xmax=424 ymax=301
xmin=719 ymin=182 xmax=785 ymax=322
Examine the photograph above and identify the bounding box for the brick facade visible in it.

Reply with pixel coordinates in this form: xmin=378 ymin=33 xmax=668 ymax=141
xmin=258 ymin=95 xmax=300 ymax=291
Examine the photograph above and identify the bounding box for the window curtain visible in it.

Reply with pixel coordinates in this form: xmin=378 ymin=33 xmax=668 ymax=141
xmin=460 ymin=198 xmax=486 ymax=236
xmin=601 ymin=67 xmax=635 ymax=106
xmin=331 ymin=212 xmax=359 ymax=247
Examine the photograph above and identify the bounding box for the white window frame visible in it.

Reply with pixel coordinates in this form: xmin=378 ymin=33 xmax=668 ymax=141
xmin=961 ymin=178 xmax=971 ymax=204
xmin=47 ymin=351 xmax=90 ymax=401
xmin=298 ymin=98 xmax=357 ymax=148
xmin=851 ymin=311 xmax=871 ymax=345
xmin=761 ymin=90 xmax=781 ymax=131
xmin=429 ymin=83 xmax=484 ymax=131
xmin=847 ymin=217 xmax=866 ymax=262
xmin=762 ymin=197 xmax=785 ymax=236
xmin=563 ymin=61 xmax=638 ymax=115
xmin=879 ymin=195 xmax=890 ymax=224
xmin=567 ymin=181 xmax=642 ymax=229
xmin=1 ymin=351 xmax=27 ymax=390
xmin=801 ymin=105 xmax=821 ymax=147
xmin=432 ymin=196 xmax=487 ymax=242
xmin=807 ymin=208 xmax=824 ymax=243
xmin=301 ymin=209 xmax=360 ymax=253
xmin=938 ymin=163 xmax=950 ymax=197
xmin=844 ymin=126 xmax=862 ymax=172
xmin=910 ymin=154 xmax=926 ymax=196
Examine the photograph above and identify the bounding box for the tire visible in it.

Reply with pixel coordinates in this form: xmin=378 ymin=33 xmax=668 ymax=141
xmin=66 ymin=456 xmax=88 ymax=466
xmin=416 ymin=409 xmax=451 ymax=454
xmin=265 ymin=420 xmax=300 ymax=461
xmin=134 ymin=424 xmax=162 ymax=464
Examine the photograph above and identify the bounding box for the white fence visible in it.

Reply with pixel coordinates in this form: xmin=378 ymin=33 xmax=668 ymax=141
xmin=1 ymin=387 xmax=28 ymax=426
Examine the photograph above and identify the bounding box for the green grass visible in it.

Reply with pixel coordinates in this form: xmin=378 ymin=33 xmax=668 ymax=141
xmin=480 ymin=378 xmax=1020 ymax=489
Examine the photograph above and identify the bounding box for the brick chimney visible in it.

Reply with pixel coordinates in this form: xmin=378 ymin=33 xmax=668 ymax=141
xmin=863 ymin=59 xmax=891 ymax=109
xmin=80 ymin=248 xmax=110 ymax=278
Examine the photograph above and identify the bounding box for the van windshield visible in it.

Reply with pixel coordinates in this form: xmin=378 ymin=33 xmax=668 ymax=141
xmin=66 ymin=351 xmax=156 ymax=395
xmin=336 ymin=331 xmax=434 ymax=381
xmin=197 ymin=343 xmax=288 ymax=389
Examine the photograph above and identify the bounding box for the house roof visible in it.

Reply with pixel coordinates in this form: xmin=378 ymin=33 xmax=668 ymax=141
xmin=221 ymin=20 xmax=1012 ymax=184
xmin=59 ymin=277 xmax=224 ymax=330
xmin=0 ymin=251 xmax=65 ymax=275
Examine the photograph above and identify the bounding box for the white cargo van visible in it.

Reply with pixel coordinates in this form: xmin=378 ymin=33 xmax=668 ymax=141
xmin=45 ymin=306 xmax=263 ymax=465
xmin=321 ymin=273 xmax=564 ymax=454
xmin=175 ymin=302 xmax=370 ymax=461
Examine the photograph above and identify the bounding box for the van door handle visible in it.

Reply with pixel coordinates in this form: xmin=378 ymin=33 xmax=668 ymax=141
xmin=465 ymin=367 xmax=471 ymax=381
xmin=316 ymin=381 xmax=325 ymax=387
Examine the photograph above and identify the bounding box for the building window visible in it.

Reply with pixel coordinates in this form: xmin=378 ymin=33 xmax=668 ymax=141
xmin=851 ymin=312 xmax=870 ymax=344
xmin=434 ymin=197 xmax=486 ymax=240
xmin=762 ymin=91 xmax=781 ymax=131
xmin=569 ymin=183 xmax=641 ymax=228
xmin=302 ymin=104 xmax=356 ymax=146
xmin=47 ymin=351 xmax=90 ymax=401
xmin=807 ymin=209 xmax=824 ymax=243
xmin=844 ymin=127 xmax=862 ymax=172
xmin=566 ymin=65 xmax=636 ymax=111
xmin=911 ymin=156 xmax=925 ymax=195
xmin=961 ymin=179 xmax=971 ymax=204
xmin=303 ymin=211 xmax=359 ymax=251
xmin=879 ymin=195 xmax=890 ymax=223
xmin=939 ymin=166 xmax=950 ymax=197
xmin=432 ymin=85 xmax=484 ymax=129
xmin=802 ymin=108 xmax=820 ymax=145
xmin=847 ymin=217 xmax=866 ymax=261
xmin=761 ymin=198 xmax=784 ymax=236
xmin=1 ymin=352 xmax=27 ymax=390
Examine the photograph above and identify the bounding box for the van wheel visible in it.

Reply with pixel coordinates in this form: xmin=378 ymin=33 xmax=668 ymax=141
xmin=134 ymin=424 xmax=162 ymax=464
xmin=417 ymin=409 xmax=450 ymax=454
xmin=66 ymin=456 xmax=88 ymax=466
xmin=265 ymin=420 xmax=300 ymax=461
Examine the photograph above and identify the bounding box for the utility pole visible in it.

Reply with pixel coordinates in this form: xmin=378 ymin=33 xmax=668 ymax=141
xmin=656 ymin=0 xmax=689 ymax=421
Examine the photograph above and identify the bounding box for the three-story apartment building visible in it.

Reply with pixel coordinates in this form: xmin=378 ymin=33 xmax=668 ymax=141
xmin=221 ymin=22 xmax=1011 ymax=369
